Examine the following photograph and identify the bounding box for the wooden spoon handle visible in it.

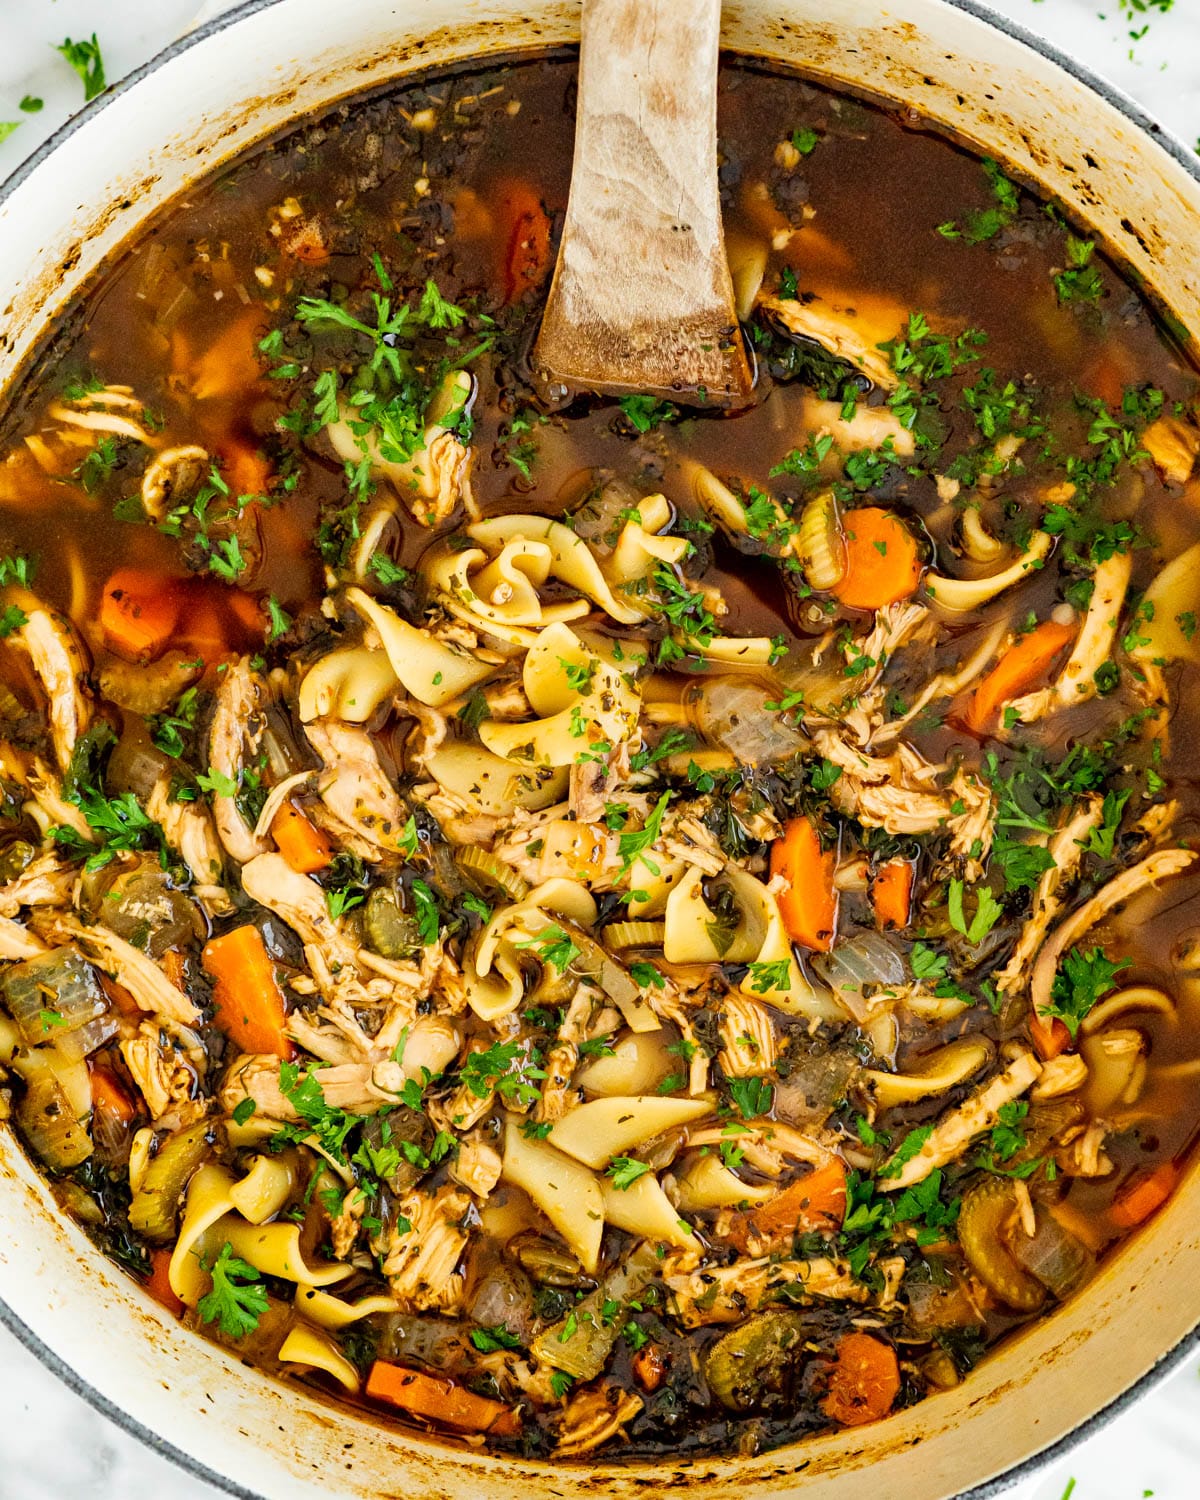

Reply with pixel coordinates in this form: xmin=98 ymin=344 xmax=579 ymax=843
xmin=534 ymin=0 xmax=752 ymax=405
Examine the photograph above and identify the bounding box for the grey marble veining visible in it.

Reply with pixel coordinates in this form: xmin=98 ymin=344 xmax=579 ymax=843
xmin=0 ymin=1 xmax=1198 ymax=1496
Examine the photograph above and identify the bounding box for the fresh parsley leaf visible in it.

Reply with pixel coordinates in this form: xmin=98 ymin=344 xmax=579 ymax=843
xmin=947 ymin=878 xmax=1004 ymax=943
xmin=411 ymin=878 xmax=440 ymax=945
xmin=368 ymin=553 xmax=411 ymax=588
xmin=0 ymin=604 xmax=28 ymax=638
xmin=57 ymin=34 xmax=106 ymax=101
xmin=459 ymin=1040 xmax=545 ymax=1108
xmin=607 ymin=1157 xmax=653 ymax=1191
xmin=1042 ymin=945 xmax=1131 ymax=1036
xmin=1083 ymin=789 xmax=1130 ymax=860
xmin=909 ymin=941 xmax=949 ymax=981
xmin=150 ymin=686 xmax=200 ymax=759
xmin=728 ymin=1075 xmax=773 ymax=1120
xmin=265 ymin=596 xmax=292 ymax=641
xmin=470 ymin=1324 xmax=523 ymax=1353
xmin=617 ymin=394 xmax=677 ymax=433
xmin=746 ymin=959 xmax=791 ymax=993
xmin=879 ymin=1124 xmax=932 ymax=1181
xmin=197 ymin=1242 xmax=268 ymax=1339
xmin=516 ymin=923 xmax=582 ymax=975
xmin=617 ymin=791 xmax=671 ymax=873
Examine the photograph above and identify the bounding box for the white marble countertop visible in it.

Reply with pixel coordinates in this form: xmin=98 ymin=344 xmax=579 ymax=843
xmin=1 ymin=1 xmax=1199 ymax=1497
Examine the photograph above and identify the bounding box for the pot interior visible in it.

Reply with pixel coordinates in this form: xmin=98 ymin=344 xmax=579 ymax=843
xmin=0 ymin=2 xmax=1197 ymax=1497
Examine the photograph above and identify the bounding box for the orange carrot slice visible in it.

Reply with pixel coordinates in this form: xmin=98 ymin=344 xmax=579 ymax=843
xmin=144 ymin=1248 xmax=184 ymax=1317
xmin=100 ymin=569 xmax=179 ymax=663
xmin=832 ymin=508 xmax=922 ymax=610
xmin=365 ymin=1363 xmax=521 ymax=1436
xmin=494 ymin=179 xmax=552 ymax=303
xmin=821 ymin=1332 xmax=901 ymax=1428
xmin=770 ymin=816 xmax=838 ymax=951
xmin=271 ymin=801 xmax=332 ymax=875
xmin=872 ymin=859 xmax=914 ymax=930
xmin=1110 ymin=1162 xmax=1179 ymax=1229
xmin=964 ymin=619 xmax=1075 ymax=733
xmin=1030 ymin=1012 xmax=1072 ymax=1062
xmin=202 ymin=926 xmax=292 ymax=1059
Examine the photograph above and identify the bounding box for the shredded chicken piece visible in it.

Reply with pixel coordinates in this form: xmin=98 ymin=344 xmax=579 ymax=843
xmin=121 ymin=1023 xmax=196 ymax=1120
xmin=329 ymin=1194 xmax=366 ymax=1261
xmin=663 ymin=809 xmax=727 ymax=877
xmin=535 ymin=1039 xmax=581 ymax=1123
xmin=817 ymin=730 xmax=955 ymax=835
xmin=1010 ymin=551 xmax=1131 ymax=723
xmin=287 ymin=1008 xmax=460 ymax=1114
xmin=16 ymin=609 xmax=91 ymax=773
xmin=758 ymin=293 xmax=900 ymax=389
xmin=1133 ymin=799 xmax=1177 ymax=843
xmin=1142 ymin=414 xmax=1198 ymax=485
xmin=431 ymin=1080 xmax=497 ymax=1134
xmin=449 ymin=1133 xmax=503 ymax=1197
xmin=0 ymin=914 xmax=47 ymax=959
xmin=381 ymin=1185 xmax=470 ymax=1311
xmin=944 ymin=767 xmax=994 ymax=881
xmin=0 ymin=852 xmax=76 ymax=918
xmin=50 ymin=915 xmax=199 ymax=1028
xmin=411 ymin=781 xmax=504 ymax=846
xmin=140 ymin=444 xmax=208 ymax=521
xmin=1032 ymin=1053 xmax=1088 ymax=1099
xmin=402 ymin=698 xmax=448 ymax=771
xmin=403 ymin=429 xmax=475 ymax=529
xmin=27 ymin=760 xmax=93 ymax=843
xmin=219 ymin=1053 xmax=299 ymax=1122
xmin=147 ymin=776 xmax=231 ymax=913
xmin=1030 ymin=847 xmax=1197 ymax=1021
xmin=995 ymin=797 xmax=1105 ymax=995
xmin=240 ymin=852 xmax=366 ymax=980
xmin=568 ymin=754 xmax=617 ymax=825
xmin=1012 ymin=1178 xmax=1036 ymax=1238
xmin=651 ymin=991 xmax=710 ymax=1095
xmin=718 ymin=995 xmax=777 ymax=1077
xmin=304 ymin=720 xmax=409 ymax=860
xmin=879 ymin=1050 xmax=1042 ymax=1190
xmin=207 ymin=658 xmax=271 ymax=864
xmin=686 ymin=1120 xmax=832 ymax=1176
xmin=555 ymin=1386 xmax=644 ymax=1456
xmin=800 ymin=394 xmax=916 ymax=458
xmin=666 ymin=1253 xmax=891 ymax=1327
xmin=855 ymin=601 xmax=935 ymax=681
xmin=1057 ymin=1119 xmax=1114 ymax=1178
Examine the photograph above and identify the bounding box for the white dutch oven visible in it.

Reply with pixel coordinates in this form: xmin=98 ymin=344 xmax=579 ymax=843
xmin=0 ymin=2 xmax=1198 ymax=1496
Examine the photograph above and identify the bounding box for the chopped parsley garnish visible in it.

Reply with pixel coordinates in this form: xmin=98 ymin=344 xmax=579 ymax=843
xmin=936 ymin=157 xmax=1019 ymax=243
xmin=617 ymin=394 xmax=678 ymax=433
xmin=459 ymin=1040 xmax=546 ymax=1108
xmin=1054 ymin=235 xmax=1104 ymax=305
xmin=746 ymin=959 xmax=791 ymax=993
xmin=728 ymin=1075 xmax=773 ymax=1120
xmin=1041 ymin=946 xmax=1131 ymax=1036
xmin=947 ymin=879 xmax=1004 ymax=943
xmin=607 ymin=1157 xmax=653 ymax=1191
xmin=617 ymin=791 xmax=671 ymax=874
xmin=909 ymin=941 xmax=949 ymax=982
xmin=197 ymin=1242 xmax=269 ymax=1340
xmin=516 ymin=923 xmax=582 ymax=975
xmin=470 ymin=1324 xmax=523 ymax=1353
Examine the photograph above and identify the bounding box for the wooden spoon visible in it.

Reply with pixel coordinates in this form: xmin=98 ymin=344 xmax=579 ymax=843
xmin=533 ymin=0 xmax=754 ymax=408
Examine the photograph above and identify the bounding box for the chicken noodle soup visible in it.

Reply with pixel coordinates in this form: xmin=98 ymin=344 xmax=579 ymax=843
xmin=0 ymin=53 xmax=1198 ymax=1459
